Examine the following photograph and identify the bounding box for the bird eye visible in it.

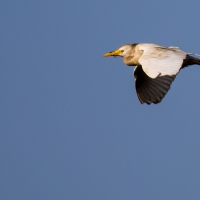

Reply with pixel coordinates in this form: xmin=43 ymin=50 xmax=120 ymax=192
xmin=121 ymin=50 xmax=124 ymax=52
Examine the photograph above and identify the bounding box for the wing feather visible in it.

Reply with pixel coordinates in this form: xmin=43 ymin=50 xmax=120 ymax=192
xmin=134 ymin=65 xmax=176 ymax=104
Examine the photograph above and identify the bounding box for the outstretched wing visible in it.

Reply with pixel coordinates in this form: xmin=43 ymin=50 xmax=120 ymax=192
xmin=134 ymin=65 xmax=176 ymax=104
xmin=138 ymin=44 xmax=187 ymax=78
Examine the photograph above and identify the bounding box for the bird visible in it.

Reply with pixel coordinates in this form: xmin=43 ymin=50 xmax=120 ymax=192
xmin=103 ymin=43 xmax=200 ymax=104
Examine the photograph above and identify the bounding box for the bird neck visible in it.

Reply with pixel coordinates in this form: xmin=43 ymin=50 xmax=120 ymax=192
xmin=123 ymin=56 xmax=140 ymax=66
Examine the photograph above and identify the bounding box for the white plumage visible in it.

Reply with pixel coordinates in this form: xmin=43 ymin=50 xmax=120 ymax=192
xmin=138 ymin=44 xmax=186 ymax=78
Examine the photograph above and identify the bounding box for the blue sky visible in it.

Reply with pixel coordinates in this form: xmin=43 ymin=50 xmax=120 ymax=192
xmin=1 ymin=1 xmax=200 ymax=199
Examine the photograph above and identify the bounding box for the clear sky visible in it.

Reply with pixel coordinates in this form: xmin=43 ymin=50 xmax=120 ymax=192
xmin=1 ymin=1 xmax=200 ymax=200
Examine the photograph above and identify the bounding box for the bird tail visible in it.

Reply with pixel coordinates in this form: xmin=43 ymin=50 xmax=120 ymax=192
xmin=183 ymin=54 xmax=200 ymax=67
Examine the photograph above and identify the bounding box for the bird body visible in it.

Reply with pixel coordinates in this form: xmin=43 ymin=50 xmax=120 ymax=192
xmin=104 ymin=43 xmax=200 ymax=104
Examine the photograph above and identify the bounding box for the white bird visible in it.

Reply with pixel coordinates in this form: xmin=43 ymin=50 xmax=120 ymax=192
xmin=104 ymin=43 xmax=200 ymax=104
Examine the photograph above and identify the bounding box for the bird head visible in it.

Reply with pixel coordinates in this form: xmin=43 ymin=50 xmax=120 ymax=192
xmin=103 ymin=44 xmax=132 ymax=57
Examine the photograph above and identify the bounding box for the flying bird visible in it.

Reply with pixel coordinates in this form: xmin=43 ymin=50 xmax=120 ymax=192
xmin=104 ymin=43 xmax=200 ymax=104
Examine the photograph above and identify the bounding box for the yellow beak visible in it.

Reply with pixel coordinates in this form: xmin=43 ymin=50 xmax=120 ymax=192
xmin=103 ymin=49 xmax=122 ymax=57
